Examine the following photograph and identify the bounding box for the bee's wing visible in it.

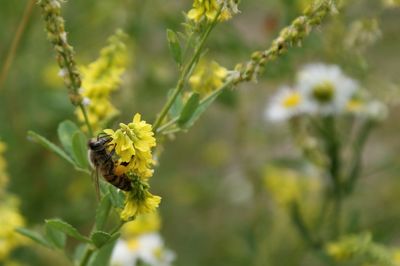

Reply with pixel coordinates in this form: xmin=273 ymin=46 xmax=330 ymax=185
xmin=91 ymin=168 xmax=101 ymax=200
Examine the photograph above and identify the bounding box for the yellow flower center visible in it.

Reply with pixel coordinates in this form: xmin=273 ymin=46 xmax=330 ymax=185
xmin=282 ymin=92 xmax=302 ymax=108
xmin=312 ymin=81 xmax=334 ymax=103
xmin=346 ymin=99 xmax=363 ymax=112
xmin=127 ymin=239 xmax=139 ymax=250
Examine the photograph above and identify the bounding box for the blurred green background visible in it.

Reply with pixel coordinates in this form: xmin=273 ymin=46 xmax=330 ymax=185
xmin=1 ymin=0 xmax=400 ymax=265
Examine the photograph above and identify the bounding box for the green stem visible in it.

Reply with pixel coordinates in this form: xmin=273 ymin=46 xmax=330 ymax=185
xmin=153 ymin=8 xmax=222 ymax=131
xmin=343 ymin=121 xmax=373 ymax=195
xmin=322 ymin=116 xmax=342 ymax=237
xmin=78 ymin=219 xmax=125 ymax=266
xmin=290 ymin=202 xmax=319 ymax=248
xmin=79 ymin=246 xmax=94 ymax=266
xmin=110 ymin=220 xmax=126 ymax=235
xmin=156 ymin=117 xmax=179 ymax=134
xmin=79 ymin=103 xmax=94 ymax=137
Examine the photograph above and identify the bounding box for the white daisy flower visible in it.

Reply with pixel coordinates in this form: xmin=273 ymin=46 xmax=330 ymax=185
xmin=111 ymin=233 xmax=175 ymax=266
xmin=265 ymin=86 xmax=304 ymax=122
xmin=297 ymin=63 xmax=359 ymax=115
xmin=111 ymin=239 xmax=138 ymax=266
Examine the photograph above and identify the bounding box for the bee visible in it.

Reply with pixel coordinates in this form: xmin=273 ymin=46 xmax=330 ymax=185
xmin=88 ymin=134 xmax=132 ymax=193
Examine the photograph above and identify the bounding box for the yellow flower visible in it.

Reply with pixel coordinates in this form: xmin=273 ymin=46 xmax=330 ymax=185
xmin=122 ymin=212 xmax=161 ymax=237
xmin=187 ymin=0 xmax=238 ymax=22
xmin=384 ymin=0 xmax=400 ymax=7
xmin=104 ymin=113 xmax=156 ymax=179
xmin=76 ymin=30 xmax=129 ymax=133
xmin=121 ymin=190 xmax=161 ymax=221
xmin=0 ymin=195 xmax=26 ymax=261
xmin=189 ymin=60 xmax=227 ymax=97
xmin=263 ymin=166 xmax=321 ymax=208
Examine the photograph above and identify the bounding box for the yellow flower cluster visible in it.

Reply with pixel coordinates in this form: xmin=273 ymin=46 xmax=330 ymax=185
xmin=0 ymin=142 xmax=26 ymax=262
xmin=189 ymin=60 xmax=227 ymax=97
xmin=120 ymin=186 xmax=161 ymax=221
xmin=76 ymin=30 xmax=129 ymax=133
xmin=187 ymin=0 xmax=238 ymax=22
xmin=104 ymin=114 xmax=156 ymax=179
xmin=103 ymin=114 xmax=160 ymax=220
xmin=0 ymin=196 xmax=26 ymax=262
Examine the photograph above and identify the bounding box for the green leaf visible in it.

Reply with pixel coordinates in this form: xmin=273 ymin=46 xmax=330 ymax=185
xmin=28 ymin=131 xmax=76 ymax=166
xmin=96 ymin=194 xmax=111 ymax=231
xmin=45 ymin=219 xmax=91 ymax=243
xmin=91 ymin=231 xmax=112 ymax=248
xmin=184 ymin=89 xmax=225 ymax=128
xmin=88 ymin=235 xmax=119 ymax=266
xmin=71 ymin=131 xmax=89 ymax=169
xmin=177 ymin=93 xmax=200 ymax=128
xmin=16 ymin=227 xmax=53 ymax=248
xmin=109 ymin=186 xmax=125 ymax=209
xmin=57 ymin=120 xmax=80 ymax=156
xmin=168 ymin=89 xmax=184 ymax=118
xmin=45 ymin=223 xmax=66 ymax=249
xmin=167 ymin=29 xmax=182 ymax=65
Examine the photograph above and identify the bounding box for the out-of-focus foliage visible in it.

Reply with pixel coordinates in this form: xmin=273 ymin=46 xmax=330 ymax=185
xmin=1 ymin=0 xmax=400 ymax=265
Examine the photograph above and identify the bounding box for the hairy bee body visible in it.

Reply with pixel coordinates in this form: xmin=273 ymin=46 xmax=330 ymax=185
xmin=88 ymin=136 xmax=132 ymax=191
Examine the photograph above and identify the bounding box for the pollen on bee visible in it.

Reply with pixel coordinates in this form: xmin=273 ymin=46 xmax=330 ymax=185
xmin=114 ymin=163 xmax=128 ymax=176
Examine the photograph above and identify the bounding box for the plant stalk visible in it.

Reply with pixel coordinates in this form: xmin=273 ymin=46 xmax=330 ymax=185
xmin=153 ymin=8 xmax=222 ymax=131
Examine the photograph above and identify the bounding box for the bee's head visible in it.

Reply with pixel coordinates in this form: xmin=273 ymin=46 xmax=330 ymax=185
xmin=88 ymin=139 xmax=100 ymax=150
xmin=88 ymin=136 xmax=112 ymax=151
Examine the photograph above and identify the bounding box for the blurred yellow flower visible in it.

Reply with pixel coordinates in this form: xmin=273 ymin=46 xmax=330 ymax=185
xmin=383 ymin=0 xmax=400 ymax=7
xmin=0 ymin=142 xmax=26 ymax=262
xmin=76 ymin=29 xmax=129 ymax=133
xmin=393 ymin=249 xmax=400 ymax=265
xmin=122 ymin=212 xmax=161 ymax=237
xmin=189 ymin=60 xmax=227 ymax=97
xmin=0 ymin=195 xmax=26 ymax=262
xmin=325 ymin=232 xmax=394 ymax=265
xmin=187 ymin=0 xmax=238 ymax=22
xmin=263 ymin=166 xmax=321 ymax=208
xmin=103 ymin=113 xmax=156 ymax=179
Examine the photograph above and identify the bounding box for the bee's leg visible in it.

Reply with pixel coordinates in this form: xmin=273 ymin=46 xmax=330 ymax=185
xmin=103 ymin=144 xmax=117 ymax=163
xmin=97 ymin=132 xmax=109 ymax=139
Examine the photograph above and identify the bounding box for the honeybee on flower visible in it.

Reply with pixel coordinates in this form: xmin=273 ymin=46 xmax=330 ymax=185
xmin=100 ymin=114 xmax=161 ymax=221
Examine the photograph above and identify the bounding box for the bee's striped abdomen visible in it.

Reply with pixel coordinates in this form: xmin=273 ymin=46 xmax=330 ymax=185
xmin=88 ymin=136 xmax=132 ymax=192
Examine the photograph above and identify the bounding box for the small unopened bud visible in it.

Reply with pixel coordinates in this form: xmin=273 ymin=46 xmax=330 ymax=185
xmin=365 ymin=101 xmax=388 ymax=122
